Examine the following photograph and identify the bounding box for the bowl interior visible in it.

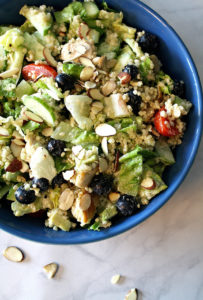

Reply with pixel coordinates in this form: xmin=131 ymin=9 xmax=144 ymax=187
xmin=0 ymin=0 xmax=202 ymax=244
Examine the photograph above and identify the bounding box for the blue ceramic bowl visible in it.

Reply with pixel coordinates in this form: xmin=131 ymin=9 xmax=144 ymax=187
xmin=0 ymin=0 xmax=202 ymax=244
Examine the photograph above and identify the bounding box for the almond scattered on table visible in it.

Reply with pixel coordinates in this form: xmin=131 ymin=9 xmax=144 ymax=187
xmin=125 ymin=289 xmax=138 ymax=300
xmin=111 ymin=274 xmax=121 ymax=285
xmin=3 ymin=246 xmax=24 ymax=262
xmin=43 ymin=263 xmax=59 ymax=279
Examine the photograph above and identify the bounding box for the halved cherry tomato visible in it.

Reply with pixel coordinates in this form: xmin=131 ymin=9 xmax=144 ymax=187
xmin=154 ymin=107 xmax=179 ymax=137
xmin=22 ymin=63 xmax=57 ymax=81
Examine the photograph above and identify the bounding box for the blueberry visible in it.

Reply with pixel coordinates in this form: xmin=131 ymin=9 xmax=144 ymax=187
xmin=116 ymin=194 xmax=136 ymax=216
xmin=60 ymin=106 xmax=70 ymax=119
xmin=122 ymin=64 xmax=138 ymax=80
xmin=47 ymin=139 xmax=66 ymax=157
xmin=55 ymin=73 xmax=75 ymax=92
xmin=172 ymin=80 xmax=185 ymax=98
xmin=127 ymin=89 xmax=142 ymax=115
xmin=138 ymin=32 xmax=159 ymax=54
xmin=15 ymin=186 xmax=36 ymax=204
xmin=90 ymin=174 xmax=113 ymax=195
xmin=32 ymin=177 xmax=49 ymax=192
xmin=51 ymin=173 xmax=66 ymax=188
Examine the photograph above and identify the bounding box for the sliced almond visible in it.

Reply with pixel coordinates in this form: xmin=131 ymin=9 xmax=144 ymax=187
xmin=93 ymin=56 xmax=107 ymax=69
xmin=24 ymin=111 xmax=43 ymax=124
xmin=109 ymin=192 xmax=120 ymax=203
xmin=78 ymin=23 xmax=89 ymax=39
xmin=79 ymin=57 xmax=95 ymax=69
xmin=101 ymin=137 xmax=108 ymax=157
xmin=43 ymin=263 xmax=58 ymax=279
xmin=125 ymin=289 xmax=138 ymax=300
xmin=88 ymin=88 xmax=103 ymax=100
xmin=20 ymin=161 xmax=29 ymax=173
xmin=12 ymin=130 xmax=24 ymax=140
xmin=43 ymin=47 xmax=57 ymax=68
xmin=72 ymin=145 xmax=83 ymax=156
xmin=79 ymin=193 xmax=91 ymax=211
xmin=0 ymin=127 xmax=10 ymax=137
xmin=84 ymin=81 xmax=96 ymax=89
xmin=12 ymin=139 xmax=25 ymax=146
xmin=80 ymin=66 xmax=94 ymax=81
xmin=3 ymin=246 xmax=24 ymax=262
xmin=95 ymin=124 xmax=116 ymax=137
xmin=10 ymin=141 xmax=23 ymax=158
xmin=62 ymin=170 xmax=75 ymax=181
xmin=111 ymin=274 xmax=121 ymax=285
xmin=42 ymin=127 xmax=53 ymax=137
xmin=102 ymin=81 xmax=116 ymax=96
xmin=118 ymin=72 xmax=131 ymax=84
xmin=141 ymin=177 xmax=156 ymax=190
xmin=99 ymin=157 xmax=108 ymax=172
xmin=59 ymin=188 xmax=74 ymax=211
xmin=0 ymin=68 xmax=19 ymax=79
xmin=5 ymin=158 xmax=23 ymax=173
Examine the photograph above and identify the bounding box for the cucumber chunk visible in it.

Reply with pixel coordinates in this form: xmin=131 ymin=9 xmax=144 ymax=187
xmin=22 ymin=95 xmax=56 ymax=126
xmin=83 ymin=2 xmax=99 ymax=19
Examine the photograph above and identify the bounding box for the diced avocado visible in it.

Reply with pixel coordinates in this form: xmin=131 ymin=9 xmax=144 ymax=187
xmin=0 ymin=28 xmax=24 ymax=51
xmin=65 ymin=95 xmax=93 ymax=130
xmin=23 ymin=32 xmax=44 ymax=61
xmin=16 ymin=80 xmax=34 ymax=99
xmin=88 ymin=29 xmax=100 ymax=44
xmin=0 ymin=26 xmax=14 ymax=36
xmin=35 ymin=77 xmax=63 ymax=100
xmin=20 ymin=5 xmax=53 ymax=36
xmin=46 ymin=208 xmax=71 ymax=231
xmin=22 ymin=94 xmax=56 ymax=126
xmin=20 ymin=20 xmax=35 ymax=33
xmin=113 ymin=45 xmax=135 ymax=73
xmin=125 ymin=38 xmax=143 ymax=57
xmin=62 ymin=63 xmax=84 ymax=79
xmin=104 ymin=94 xmax=131 ymax=119
xmin=139 ymin=165 xmax=167 ymax=202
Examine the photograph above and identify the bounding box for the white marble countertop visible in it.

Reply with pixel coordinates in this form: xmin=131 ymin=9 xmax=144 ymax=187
xmin=0 ymin=0 xmax=203 ymax=299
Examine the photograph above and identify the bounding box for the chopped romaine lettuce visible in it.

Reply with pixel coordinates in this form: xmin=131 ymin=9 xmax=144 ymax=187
xmin=0 ymin=28 xmax=24 ymax=51
xmin=54 ymin=1 xmax=85 ymax=23
xmin=155 ymin=139 xmax=175 ymax=165
xmin=139 ymin=57 xmax=153 ymax=83
xmin=35 ymin=77 xmax=63 ymax=100
xmin=0 ymin=78 xmax=16 ymax=99
xmin=139 ymin=165 xmax=167 ymax=202
xmin=0 ymin=184 xmax=11 ymax=199
xmin=156 ymin=71 xmax=173 ymax=94
xmin=113 ymin=23 xmax=136 ymax=40
xmin=54 ymin=157 xmax=74 ymax=173
xmin=23 ymin=32 xmax=44 ymax=61
xmin=89 ymin=202 xmax=117 ymax=231
xmin=117 ymin=147 xmax=143 ymax=196
xmin=20 ymin=5 xmax=53 ymax=36
xmin=51 ymin=122 xmax=100 ymax=147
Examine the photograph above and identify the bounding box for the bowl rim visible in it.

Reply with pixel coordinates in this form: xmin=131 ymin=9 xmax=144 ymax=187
xmin=0 ymin=0 xmax=202 ymax=244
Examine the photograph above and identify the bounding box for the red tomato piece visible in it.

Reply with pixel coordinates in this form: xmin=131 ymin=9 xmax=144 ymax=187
xmin=22 ymin=63 xmax=57 ymax=81
xmin=154 ymin=107 xmax=179 ymax=137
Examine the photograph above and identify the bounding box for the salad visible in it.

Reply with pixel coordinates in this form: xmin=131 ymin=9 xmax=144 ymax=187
xmin=0 ymin=1 xmax=192 ymax=231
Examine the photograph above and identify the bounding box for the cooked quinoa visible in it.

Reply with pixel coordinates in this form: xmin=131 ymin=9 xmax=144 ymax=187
xmin=0 ymin=1 xmax=192 ymax=231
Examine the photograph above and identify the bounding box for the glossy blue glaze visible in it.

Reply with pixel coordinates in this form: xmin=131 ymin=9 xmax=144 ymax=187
xmin=0 ymin=0 xmax=202 ymax=244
